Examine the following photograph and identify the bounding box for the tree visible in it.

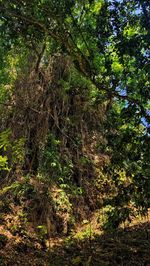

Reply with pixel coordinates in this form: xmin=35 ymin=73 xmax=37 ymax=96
xmin=0 ymin=0 xmax=149 ymax=227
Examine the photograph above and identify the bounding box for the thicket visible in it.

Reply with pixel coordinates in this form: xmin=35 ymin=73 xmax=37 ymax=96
xmin=0 ymin=0 xmax=149 ymax=239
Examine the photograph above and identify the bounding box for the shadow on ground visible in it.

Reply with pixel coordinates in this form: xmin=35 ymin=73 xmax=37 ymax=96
xmin=0 ymin=221 xmax=150 ymax=265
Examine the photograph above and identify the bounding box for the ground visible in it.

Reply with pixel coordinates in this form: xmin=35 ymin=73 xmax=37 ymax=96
xmin=0 ymin=210 xmax=150 ymax=266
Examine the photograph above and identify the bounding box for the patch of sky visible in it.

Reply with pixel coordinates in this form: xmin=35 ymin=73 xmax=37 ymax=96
xmin=141 ymin=109 xmax=150 ymax=130
xmin=116 ymin=86 xmax=127 ymax=96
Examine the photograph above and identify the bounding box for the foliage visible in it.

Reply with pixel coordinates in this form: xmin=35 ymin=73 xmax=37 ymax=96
xmin=0 ymin=129 xmax=25 ymax=172
xmin=40 ymin=134 xmax=73 ymax=185
xmin=0 ymin=129 xmax=11 ymax=171
xmin=0 ymin=0 xmax=149 ymax=233
xmin=0 ymin=155 xmax=9 ymax=171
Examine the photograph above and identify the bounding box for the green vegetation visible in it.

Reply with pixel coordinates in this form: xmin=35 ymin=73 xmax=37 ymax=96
xmin=0 ymin=0 xmax=149 ymax=265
